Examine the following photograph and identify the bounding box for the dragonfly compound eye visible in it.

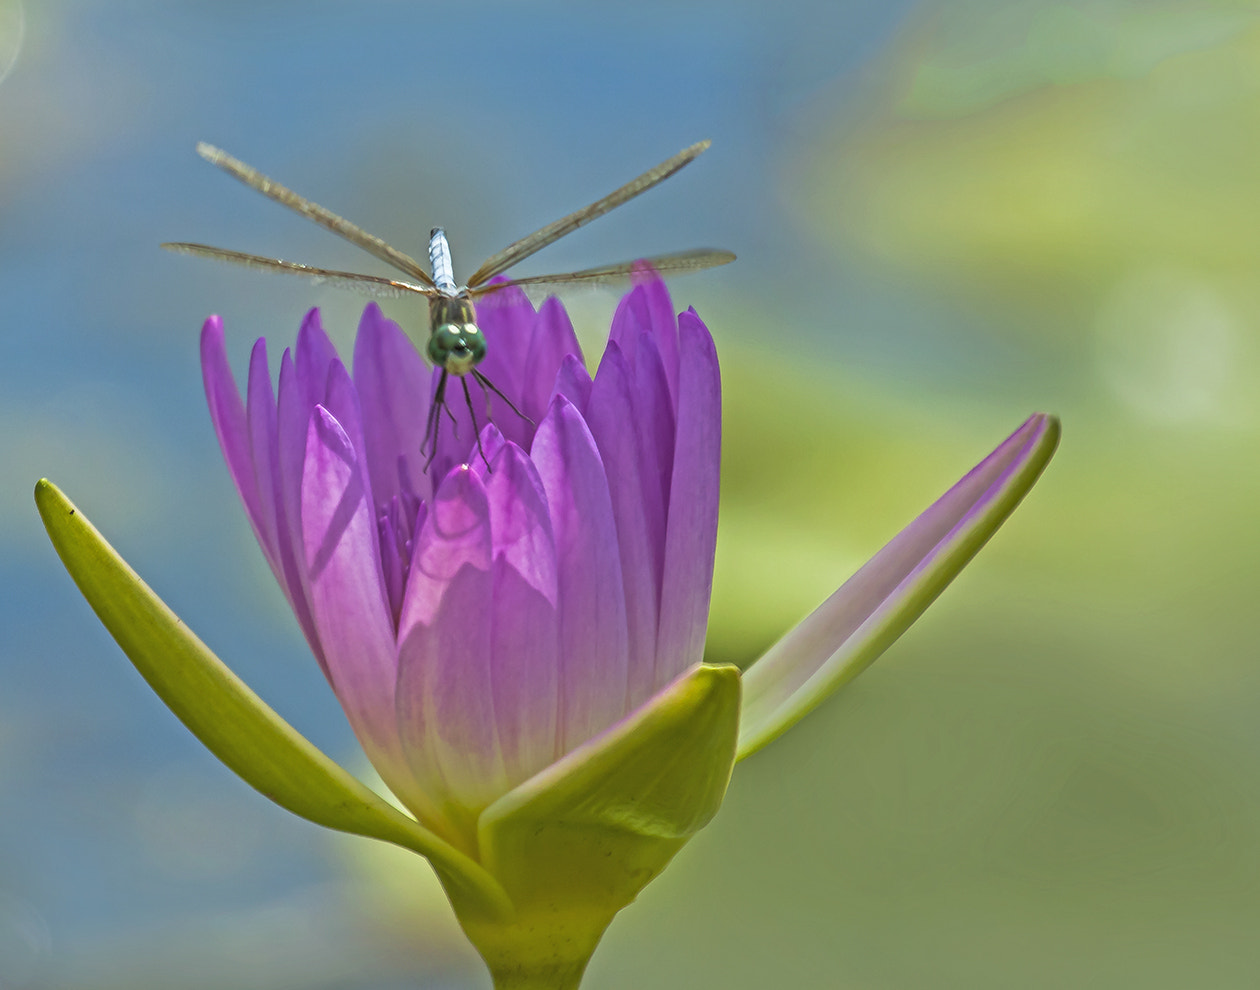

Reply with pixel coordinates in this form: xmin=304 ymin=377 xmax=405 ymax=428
xmin=427 ymin=323 xmax=486 ymax=375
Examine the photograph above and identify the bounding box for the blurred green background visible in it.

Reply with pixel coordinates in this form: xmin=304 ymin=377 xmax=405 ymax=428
xmin=4 ymin=0 xmax=1260 ymax=987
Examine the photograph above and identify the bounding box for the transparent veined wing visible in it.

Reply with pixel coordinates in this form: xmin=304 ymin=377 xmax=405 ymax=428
xmin=468 ymin=248 xmax=735 ymax=297
xmin=465 ymin=141 xmax=713 ymax=288
xmin=195 ymin=143 xmax=435 ymax=286
xmin=161 ymin=243 xmax=435 ymax=299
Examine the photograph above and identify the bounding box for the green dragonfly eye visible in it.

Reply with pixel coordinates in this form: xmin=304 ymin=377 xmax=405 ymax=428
xmin=426 ymin=322 xmax=486 ymax=375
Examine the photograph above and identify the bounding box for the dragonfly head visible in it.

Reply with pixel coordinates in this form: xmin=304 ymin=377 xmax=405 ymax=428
xmin=427 ymin=294 xmax=486 ymax=375
xmin=427 ymin=321 xmax=486 ymax=375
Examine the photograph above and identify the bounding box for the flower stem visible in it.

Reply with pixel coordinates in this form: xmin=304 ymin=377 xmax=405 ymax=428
xmin=490 ymin=962 xmax=587 ymax=989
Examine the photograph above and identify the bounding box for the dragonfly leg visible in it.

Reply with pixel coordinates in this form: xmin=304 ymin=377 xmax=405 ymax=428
xmin=472 ymin=370 xmax=534 ymax=428
xmin=422 ymin=370 xmax=449 ymax=469
xmin=462 ymin=376 xmax=491 ymax=471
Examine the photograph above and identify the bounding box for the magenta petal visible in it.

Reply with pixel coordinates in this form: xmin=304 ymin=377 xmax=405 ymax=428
xmin=520 ymin=296 xmax=582 ymax=425
xmin=627 ymin=331 xmax=675 ymax=562
xmin=246 ymin=338 xmax=324 ymax=654
xmin=474 ymin=424 xmax=509 ymax=478
xmin=244 ymin=340 xmax=281 ymax=569
xmin=398 ymin=466 xmax=492 ymax=641
xmin=294 ymin=308 xmax=339 ymax=407
xmin=483 ymin=445 xmax=560 ymax=780
xmin=274 ymin=349 xmax=325 ymax=666
xmin=635 ymin=273 xmax=682 ymax=399
xmin=532 ymin=395 xmax=631 ymax=752
xmin=321 ymin=362 xmax=377 ymax=515
xmin=353 ymin=302 xmax=433 ymax=506
xmin=551 ymin=353 xmax=593 ymax=414
xmin=655 ymin=311 xmax=721 ymax=681
xmin=609 ymin=279 xmax=680 ymax=397
xmin=396 ymin=467 xmax=501 ymax=846
xmin=201 ymin=318 xmax=264 ymax=540
xmin=585 ymin=344 xmax=662 ymax=709
xmin=609 ymin=284 xmax=648 ymax=362
xmin=300 ymin=406 xmax=411 ymax=790
xmin=465 ymin=283 xmax=535 ymax=452
xmin=484 ymin=444 xmax=555 ymax=600
xmin=739 ymin=414 xmax=1061 ymax=758
xmin=473 ymin=283 xmax=534 ymax=393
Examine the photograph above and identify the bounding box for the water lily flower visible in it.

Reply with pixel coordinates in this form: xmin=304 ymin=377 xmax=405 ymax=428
xmin=36 ymin=275 xmax=1058 ymax=989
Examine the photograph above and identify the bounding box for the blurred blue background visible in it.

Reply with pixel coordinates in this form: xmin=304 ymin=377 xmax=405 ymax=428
xmin=5 ymin=1 xmax=1260 ymax=987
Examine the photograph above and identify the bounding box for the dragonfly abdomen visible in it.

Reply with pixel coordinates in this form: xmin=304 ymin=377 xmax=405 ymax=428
xmin=428 ymin=227 xmax=458 ymax=294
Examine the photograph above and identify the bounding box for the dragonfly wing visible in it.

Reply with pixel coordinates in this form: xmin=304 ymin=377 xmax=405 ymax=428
xmin=467 ymin=248 xmax=736 ymax=296
xmin=162 ymin=243 xmax=435 ymax=299
xmin=465 ymin=141 xmax=713 ymax=288
xmin=195 ymin=143 xmax=435 ymax=286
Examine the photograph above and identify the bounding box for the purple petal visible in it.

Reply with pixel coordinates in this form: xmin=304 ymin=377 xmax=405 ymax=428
xmin=551 ymin=353 xmax=593 ymax=415
xmin=246 ymin=339 xmax=319 ymax=653
xmin=738 ymin=414 xmax=1062 ymax=759
xmin=321 ymin=361 xmax=377 ymax=509
xmin=468 ymin=283 xmax=535 ymax=452
xmin=377 ymin=506 xmax=406 ymax=623
xmin=294 ymin=308 xmax=339 ymax=409
xmin=274 ymin=348 xmax=324 ymax=666
xmin=532 ymin=395 xmax=631 ymax=752
xmin=627 ymin=331 xmax=675 ymax=557
xmin=655 ymin=311 xmax=721 ymax=683
xmin=471 ymin=423 xmax=508 ymax=480
xmin=520 ymin=296 xmax=582 ymax=426
xmin=608 ymin=284 xmax=646 ymax=357
xmin=244 ymin=339 xmax=281 ymax=571
xmin=474 ymin=282 xmax=534 ymax=394
xmin=203 ymin=321 xmax=323 ymax=667
xmin=300 ymin=405 xmax=412 ymax=797
xmin=353 ymin=302 xmax=433 ymax=507
xmin=584 ymin=343 xmax=662 ymax=710
xmin=398 ymin=466 xmax=492 ymax=635
xmin=483 ymin=443 xmax=561 ymax=786
xmin=396 ymin=467 xmax=500 ymax=848
xmin=631 ymin=272 xmax=682 ymax=403
xmin=201 ymin=317 xmax=263 ymax=541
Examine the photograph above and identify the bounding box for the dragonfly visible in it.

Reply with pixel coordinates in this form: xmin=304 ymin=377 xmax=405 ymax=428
xmin=163 ymin=141 xmax=735 ymax=466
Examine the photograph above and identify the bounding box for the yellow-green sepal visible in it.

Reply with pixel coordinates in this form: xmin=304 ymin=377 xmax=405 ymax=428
xmin=454 ymin=662 xmax=742 ymax=990
xmin=33 ymin=478 xmax=512 ymax=920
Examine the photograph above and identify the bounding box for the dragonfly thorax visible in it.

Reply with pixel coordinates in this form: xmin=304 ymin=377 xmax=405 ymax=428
xmin=427 ymin=294 xmax=485 ymax=375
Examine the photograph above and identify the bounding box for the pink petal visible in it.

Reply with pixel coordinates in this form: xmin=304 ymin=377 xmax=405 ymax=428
xmin=395 ymin=467 xmax=501 ymax=847
xmin=738 ymin=414 xmax=1062 ymax=758
xmin=655 ymin=311 xmax=721 ymax=683
xmin=520 ymin=296 xmax=582 ymax=426
xmin=300 ymin=406 xmax=415 ymax=801
xmin=201 ymin=317 xmax=263 ymax=542
xmin=483 ymin=443 xmax=560 ymax=783
xmin=353 ymin=302 xmax=433 ymax=507
xmin=551 ymin=353 xmax=593 ymax=415
xmin=246 ymin=339 xmax=320 ymax=655
xmin=244 ymin=339 xmax=281 ymax=570
xmin=294 ymin=308 xmax=339 ymax=408
xmin=584 ymin=343 xmax=662 ymax=709
xmin=532 ymin=395 xmax=631 ymax=751
xmin=275 ymin=349 xmax=323 ymax=667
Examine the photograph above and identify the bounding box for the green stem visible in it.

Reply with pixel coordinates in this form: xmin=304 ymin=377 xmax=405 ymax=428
xmin=490 ymin=961 xmax=587 ymax=989
xmin=457 ymin=909 xmax=605 ymax=990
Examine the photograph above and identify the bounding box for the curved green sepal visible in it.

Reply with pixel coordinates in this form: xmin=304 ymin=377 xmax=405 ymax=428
xmin=451 ymin=662 xmax=742 ymax=989
xmin=738 ymin=413 xmax=1060 ymax=760
xmin=34 ymin=479 xmax=512 ymax=920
